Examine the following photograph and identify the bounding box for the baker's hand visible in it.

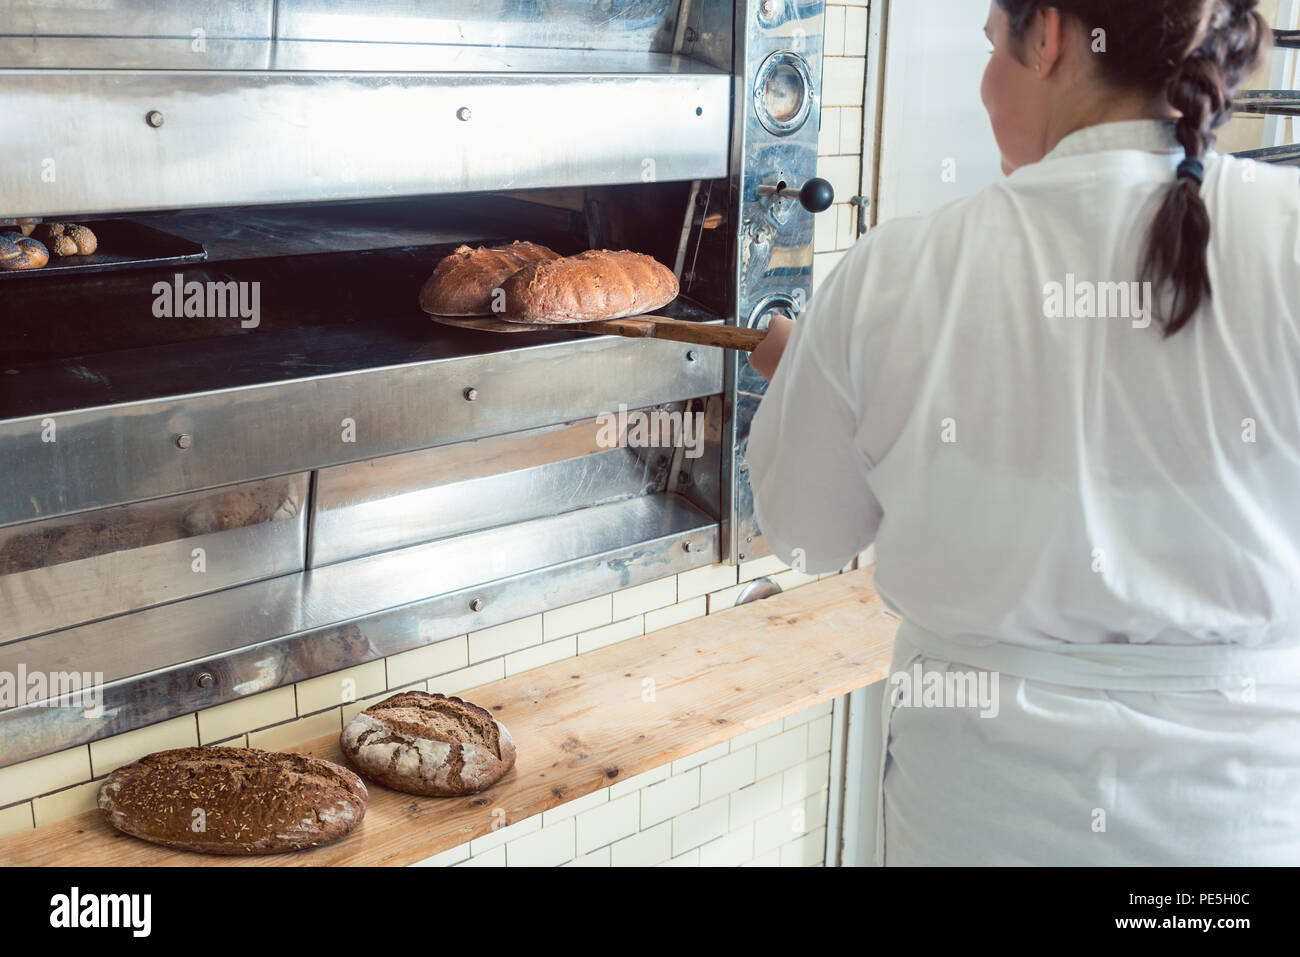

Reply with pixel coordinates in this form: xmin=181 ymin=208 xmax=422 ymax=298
xmin=749 ymin=314 xmax=795 ymax=382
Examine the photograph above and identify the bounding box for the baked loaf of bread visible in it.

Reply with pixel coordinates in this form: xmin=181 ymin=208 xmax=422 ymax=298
xmin=341 ymin=691 xmax=517 ymax=796
xmin=32 ymin=223 xmax=97 ymax=256
xmin=0 ymin=232 xmax=48 ymax=270
xmin=97 ymin=747 xmax=368 ymax=855
xmin=420 ymin=241 xmax=560 ymax=315
xmin=502 ymin=249 xmax=679 ymax=322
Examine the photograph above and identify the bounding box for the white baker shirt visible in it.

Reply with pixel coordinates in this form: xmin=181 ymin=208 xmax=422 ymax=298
xmin=747 ymin=120 xmax=1300 ymax=865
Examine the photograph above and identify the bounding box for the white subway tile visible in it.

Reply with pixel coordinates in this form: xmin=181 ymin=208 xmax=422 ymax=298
xmin=670 ymin=740 xmax=728 ymax=775
xmin=699 ymin=748 xmax=756 ymax=804
xmin=611 ymin=820 xmax=673 ymax=867
xmin=341 ymin=681 xmax=426 ymax=724
xmin=755 ymin=726 xmax=808 ymax=779
xmin=541 ymin=786 xmax=608 ymax=825
xmin=644 ymin=596 xmax=707 ymax=633
xmin=780 ymin=827 xmax=826 ymax=867
xmin=671 ymin=795 xmax=729 ymax=856
xmin=32 ymin=780 xmax=100 ymax=827
xmin=823 ymin=4 xmax=846 ymax=56
xmin=843 ymin=5 xmax=869 ymax=54
xmin=247 ymin=709 xmax=341 ymax=752
xmin=837 ymin=203 xmax=857 ymax=249
xmin=575 ymin=792 xmax=639 ymax=856
xmin=743 ymin=849 xmax=781 ymax=867
xmin=772 ymin=568 xmax=820 ymax=591
xmin=411 ymin=842 xmax=471 ymax=867
xmin=815 ymin=155 xmax=860 ymax=208
xmin=197 ymin=687 xmax=296 ymax=744
xmin=822 ymin=56 xmax=866 ymax=107
xmin=699 ymin=823 xmax=754 ymax=867
xmin=812 ymin=251 xmax=848 ymax=294
xmin=728 ymin=722 xmax=783 ymax=752
xmin=0 ymin=802 xmax=34 ymax=838
xmin=729 ymin=774 xmax=785 ymax=829
xmin=783 ymin=752 xmax=831 ymax=806
xmin=386 ymin=636 xmax=468 ymax=688
xmin=839 ymin=107 xmax=863 ymax=156
xmin=469 ymin=814 xmax=541 ymax=855
xmin=428 ymin=658 xmax=505 ymax=697
xmin=469 ymin=615 xmax=543 ymax=663
xmin=612 ymin=577 xmax=677 ymax=619
xmin=706 ymin=582 xmax=751 ymax=614
xmin=804 ymin=789 xmax=830 ymax=833
xmin=507 ymin=818 xmax=575 ymax=867
xmin=504 ymin=634 xmax=575 ymax=676
xmin=0 ymin=747 xmax=93 ymax=806
xmin=608 ymin=763 xmax=670 ymax=799
xmin=639 ymin=767 xmax=700 ymax=828
xmin=783 ymin=700 xmax=834 ymax=730
xmin=677 ymin=563 xmax=738 ymax=601
xmin=543 ymin=595 xmax=612 ymax=641
xmin=564 ymin=847 xmax=610 ymax=867
xmin=818 ymin=106 xmax=842 ymax=157
xmin=807 ymin=714 xmax=834 ymax=756
xmin=455 ymin=845 xmax=505 ymax=867
xmin=755 ymin=803 xmax=807 ymax=854
xmin=210 ymin=734 xmax=246 ymax=749
xmin=659 ymin=848 xmax=699 ymax=867
xmin=576 ymin=615 xmax=644 ymax=655
xmin=89 ymin=714 xmax=198 ymax=777
xmin=738 ymin=553 xmax=789 ymax=582
xmin=296 ymin=660 xmax=386 ymax=715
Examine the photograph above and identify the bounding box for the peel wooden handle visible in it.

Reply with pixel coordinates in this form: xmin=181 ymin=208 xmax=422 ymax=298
xmin=583 ymin=316 xmax=768 ymax=352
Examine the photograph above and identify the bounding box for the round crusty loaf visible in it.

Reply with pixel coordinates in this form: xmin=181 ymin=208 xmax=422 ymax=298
xmin=501 ymin=249 xmax=679 ymax=323
xmin=419 ymin=240 xmax=560 ymax=316
xmin=97 ymin=747 xmax=368 ymax=855
xmin=341 ymin=691 xmax=517 ymax=796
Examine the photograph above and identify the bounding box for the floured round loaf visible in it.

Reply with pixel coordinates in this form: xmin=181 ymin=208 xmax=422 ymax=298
xmin=419 ymin=240 xmax=560 ymax=316
xmin=341 ymin=691 xmax=517 ymax=796
xmin=97 ymin=747 xmax=367 ymax=855
xmin=501 ymin=248 xmax=679 ymax=323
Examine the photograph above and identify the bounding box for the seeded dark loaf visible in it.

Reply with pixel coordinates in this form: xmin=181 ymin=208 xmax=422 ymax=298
xmin=419 ymin=240 xmax=560 ymax=316
xmin=0 ymin=232 xmax=48 ymax=270
xmin=341 ymin=691 xmax=517 ymax=796
xmin=97 ymin=747 xmax=368 ymax=855
xmin=501 ymin=248 xmax=679 ymax=323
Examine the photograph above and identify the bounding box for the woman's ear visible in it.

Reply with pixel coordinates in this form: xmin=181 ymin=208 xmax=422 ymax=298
xmin=1031 ymin=7 xmax=1066 ymax=78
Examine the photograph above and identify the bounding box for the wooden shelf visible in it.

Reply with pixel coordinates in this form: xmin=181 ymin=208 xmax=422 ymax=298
xmin=0 ymin=568 xmax=897 ymax=867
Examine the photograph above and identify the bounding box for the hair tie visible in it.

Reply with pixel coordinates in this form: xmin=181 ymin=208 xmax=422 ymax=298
xmin=1177 ymin=157 xmax=1205 ymax=184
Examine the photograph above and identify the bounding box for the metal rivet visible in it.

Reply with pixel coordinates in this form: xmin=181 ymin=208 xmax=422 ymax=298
xmin=195 ymin=672 xmax=214 ymax=689
xmin=469 ymin=597 xmax=486 ymax=612
xmin=463 ymin=387 xmax=478 ymax=401
xmin=456 ymin=107 xmax=472 ymax=121
xmin=175 ymin=433 xmax=192 ymax=450
xmin=683 ymin=540 xmax=698 ymax=552
xmin=145 ymin=110 xmax=165 ymax=128
xmin=738 ymin=551 xmax=748 ymax=560
xmin=686 ymin=349 xmax=699 ymax=362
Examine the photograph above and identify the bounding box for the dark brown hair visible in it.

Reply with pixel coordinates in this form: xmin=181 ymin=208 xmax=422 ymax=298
xmin=996 ymin=0 xmax=1268 ymax=336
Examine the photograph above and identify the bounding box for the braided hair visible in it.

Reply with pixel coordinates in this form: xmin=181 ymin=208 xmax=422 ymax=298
xmin=996 ymin=0 xmax=1269 ymax=337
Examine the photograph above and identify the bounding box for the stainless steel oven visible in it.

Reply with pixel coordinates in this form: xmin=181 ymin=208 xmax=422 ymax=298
xmin=0 ymin=0 xmax=834 ymax=766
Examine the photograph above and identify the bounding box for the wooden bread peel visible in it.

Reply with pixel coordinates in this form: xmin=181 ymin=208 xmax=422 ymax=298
xmin=428 ymin=312 xmax=768 ymax=353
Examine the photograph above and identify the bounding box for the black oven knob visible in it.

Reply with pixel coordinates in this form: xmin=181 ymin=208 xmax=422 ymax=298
xmin=798 ymin=178 xmax=835 ymax=214
xmin=757 ymin=177 xmax=834 ymax=214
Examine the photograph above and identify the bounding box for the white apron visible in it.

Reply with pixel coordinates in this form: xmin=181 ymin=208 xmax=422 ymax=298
xmin=874 ymin=622 xmax=1300 ymax=866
